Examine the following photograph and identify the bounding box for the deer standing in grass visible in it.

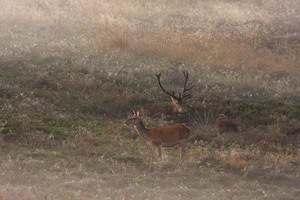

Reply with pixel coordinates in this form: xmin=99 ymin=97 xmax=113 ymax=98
xmin=125 ymin=111 xmax=191 ymax=162
xmin=144 ymin=68 xmax=193 ymax=118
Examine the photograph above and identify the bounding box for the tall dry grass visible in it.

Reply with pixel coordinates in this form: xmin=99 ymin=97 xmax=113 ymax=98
xmin=1 ymin=0 xmax=300 ymax=124
xmin=1 ymin=0 xmax=299 ymax=68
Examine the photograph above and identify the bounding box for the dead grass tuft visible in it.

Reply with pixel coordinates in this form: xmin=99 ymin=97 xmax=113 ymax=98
xmin=267 ymin=123 xmax=284 ymax=138
xmin=225 ymin=149 xmax=248 ymax=169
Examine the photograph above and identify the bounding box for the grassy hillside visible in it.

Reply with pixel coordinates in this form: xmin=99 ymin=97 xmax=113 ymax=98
xmin=0 ymin=0 xmax=299 ymax=199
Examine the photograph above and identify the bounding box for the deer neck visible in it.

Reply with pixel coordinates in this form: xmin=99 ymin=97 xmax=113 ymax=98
xmin=133 ymin=120 xmax=150 ymax=140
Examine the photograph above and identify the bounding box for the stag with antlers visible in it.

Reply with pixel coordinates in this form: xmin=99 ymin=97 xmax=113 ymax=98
xmin=144 ymin=68 xmax=193 ymax=118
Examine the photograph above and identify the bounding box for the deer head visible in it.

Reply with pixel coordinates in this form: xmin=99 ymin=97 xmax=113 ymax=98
xmin=155 ymin=68 xmax=193 ymax=113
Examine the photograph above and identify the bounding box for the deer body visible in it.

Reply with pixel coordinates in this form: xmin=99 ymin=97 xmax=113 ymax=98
xmin=144 ymin=97 xmax=182 ymax=118
xmin=217 ymin=114 xmax=239 ymax=134
xmin=126 ymin=112 xmax=190 ymax=162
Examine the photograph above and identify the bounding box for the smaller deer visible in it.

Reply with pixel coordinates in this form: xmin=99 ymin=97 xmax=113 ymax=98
xmin=125 ymin=111 xmax=191 ymax=162
xmin=216 ymin=114 xmax=239 ymax=134
xmin=144 ymin=68 xmax=193 ymax=118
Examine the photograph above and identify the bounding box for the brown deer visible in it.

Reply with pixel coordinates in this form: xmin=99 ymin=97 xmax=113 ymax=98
xmin=144 ymin=68 xmax=193 ymax=118
xmin=216 ymin=114 xmax=239 ymax=134
xmin=125 ymin=111 xmax=191 ymax=162
xmin=143 ymin=97 xmax=183 ymax=118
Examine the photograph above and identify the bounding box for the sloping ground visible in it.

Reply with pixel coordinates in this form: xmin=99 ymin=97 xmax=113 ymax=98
xmin=0 ymin=0 xmax=300 ymax=199
xmin=0 ymin=133 xmax=299 ymax=200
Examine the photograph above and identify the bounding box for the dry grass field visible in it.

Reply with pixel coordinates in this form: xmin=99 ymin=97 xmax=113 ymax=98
xmin=0 ymin=0 xmax=299 ymax=199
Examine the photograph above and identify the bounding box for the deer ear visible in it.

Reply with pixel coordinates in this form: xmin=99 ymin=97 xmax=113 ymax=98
xmin=171 ymin=97 xmax=178 ymax=102
xmin=136 ymin=111 xmax=140 ymax=117
xmin=133 ymin=111 xmax=136 ymax=116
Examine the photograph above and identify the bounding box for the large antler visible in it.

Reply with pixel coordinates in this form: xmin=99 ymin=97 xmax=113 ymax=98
xmin=155 ymin=72 xmax=178 ymax=100
xmin=155 ymin=68 xmax=193 ymax=102
xmin=178 ymin=68 xmax=193 ymax=100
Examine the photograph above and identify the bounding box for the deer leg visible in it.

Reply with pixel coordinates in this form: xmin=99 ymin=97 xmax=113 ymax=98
xmin=151 ymin=145 xmax=157 ymax=162
xmin=177 ymin=144 xmax=182 ymax=161
xmin=157 ymin=145 xmax=163 ymax=161
xmin=147 ymin=140 xmax=157 ymax=162
xmin=179 ymin=140 xmax=187 ymax=162
xmin=146 ymin=142 xmax=155 ymax=163
xmin=179 ymin=145 xmax=183 ymax=162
